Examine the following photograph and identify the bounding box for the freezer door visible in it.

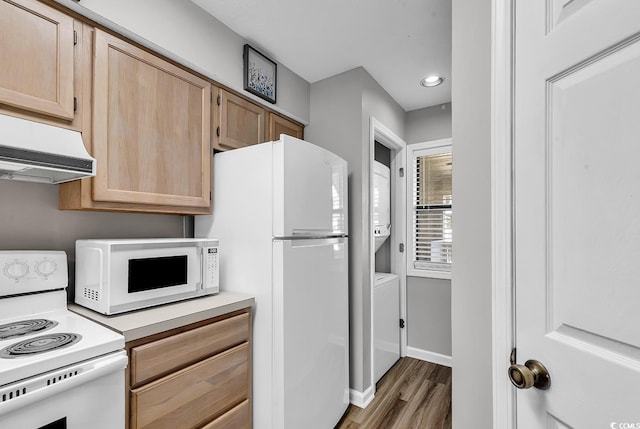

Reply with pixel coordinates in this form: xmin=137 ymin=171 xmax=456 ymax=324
xmin=273 ymin=136 xmax=348 ymax=237
xmin=272 ymin=237 xmax=349 ymax=429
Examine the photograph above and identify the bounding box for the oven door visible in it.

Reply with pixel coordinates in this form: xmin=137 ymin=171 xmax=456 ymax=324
xmin=0 ymin=351 xmax=127 ymax=428
xmin=108 ymin=244 xmax=203 ymax=313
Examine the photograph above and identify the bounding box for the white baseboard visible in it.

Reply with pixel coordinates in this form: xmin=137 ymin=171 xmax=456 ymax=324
xmin=407 ymin=346 xmax=452 ymax=367
xmin=349 ymin=385 xmax=375 ymax=409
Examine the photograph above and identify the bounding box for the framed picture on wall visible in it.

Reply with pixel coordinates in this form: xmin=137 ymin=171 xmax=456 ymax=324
xmin=243 ymin=44 xmax=277 ymax=104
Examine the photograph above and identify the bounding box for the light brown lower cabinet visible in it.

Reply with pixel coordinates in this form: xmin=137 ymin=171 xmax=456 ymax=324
xmin=126 ymin=309 xmax=252 ymax=429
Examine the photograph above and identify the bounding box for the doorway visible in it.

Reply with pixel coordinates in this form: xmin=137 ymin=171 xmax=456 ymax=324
xmin=368 ymin=117 xmax=407 ymax=395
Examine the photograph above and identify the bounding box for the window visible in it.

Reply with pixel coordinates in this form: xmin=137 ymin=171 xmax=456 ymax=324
xmin=407 ymin=138 xmax=452 ymax=278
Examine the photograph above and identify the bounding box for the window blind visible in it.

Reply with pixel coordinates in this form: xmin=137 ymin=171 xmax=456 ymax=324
xmin=411 ymin=149 xmax=452 ymax=272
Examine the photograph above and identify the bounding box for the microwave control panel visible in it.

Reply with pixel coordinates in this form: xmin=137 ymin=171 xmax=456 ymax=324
xmin=203 ymin=247 xmax=219 ymax=289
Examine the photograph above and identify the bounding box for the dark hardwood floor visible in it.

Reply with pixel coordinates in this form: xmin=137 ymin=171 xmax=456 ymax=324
xmin=336 ymin=357 xmax=452 ymax=429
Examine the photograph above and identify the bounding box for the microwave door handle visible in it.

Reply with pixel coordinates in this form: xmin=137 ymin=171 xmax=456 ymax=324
xmin=199 ymin=248 xmax=205 ymax=290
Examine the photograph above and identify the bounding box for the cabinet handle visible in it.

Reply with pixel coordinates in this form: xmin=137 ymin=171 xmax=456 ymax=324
xmin=216 ymin=126 xmax=220 ymax=137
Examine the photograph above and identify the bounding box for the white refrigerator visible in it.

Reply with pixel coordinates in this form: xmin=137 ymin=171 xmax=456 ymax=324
xmin=195 ymin=135 xmax=349 ymax=429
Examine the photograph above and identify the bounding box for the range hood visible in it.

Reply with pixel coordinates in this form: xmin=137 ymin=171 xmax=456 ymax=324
xmin=0 ymin=115 xmax=96 ymax=184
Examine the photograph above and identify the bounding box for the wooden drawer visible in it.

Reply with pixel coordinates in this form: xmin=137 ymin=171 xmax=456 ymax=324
xmin=130 ymin=343 xmax=249 ymax=429
xmin=130 ymin=312 xmax=249 ymax=386
xmin=201 ymin=400 xmax=251 ymax=429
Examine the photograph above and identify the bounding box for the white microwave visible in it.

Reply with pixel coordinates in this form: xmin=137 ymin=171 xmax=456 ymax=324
xmin=74 ymin=238 xmax=219 ymax=315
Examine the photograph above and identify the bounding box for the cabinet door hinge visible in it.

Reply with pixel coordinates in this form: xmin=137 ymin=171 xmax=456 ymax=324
xmin=73 ymin=97 xmax=78 ymax=112
xmin=73 ymin=30 xmax=78 ymax=46
xmin=399 ymin=243 xmax=405 ymax=253
xmin=399 ymin=167 xmax=404 ymax=177
xmin=216 ymin=95 xmax=221 ymax=106
xmin=216 ymin=126 xmax=220 ymax=137
xmin=400 ymin=319 xmax=405 ymax=329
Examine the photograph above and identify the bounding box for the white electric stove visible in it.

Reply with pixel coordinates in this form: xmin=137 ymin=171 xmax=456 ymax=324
xmin=0 ymin=251 xmax=127 ymax=429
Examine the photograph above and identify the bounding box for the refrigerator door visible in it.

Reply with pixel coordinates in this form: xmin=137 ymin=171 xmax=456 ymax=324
xmin=273 ymin=135 xmax=348 ymax=237
xmin=272 ymin=237 xmax=349 ymax=429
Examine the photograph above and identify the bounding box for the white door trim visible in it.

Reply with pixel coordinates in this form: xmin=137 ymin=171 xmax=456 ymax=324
xmin=491 ymin=0 xmax=516 ymax=427
xmin=369 ymin=117 xmax=407 ymax=396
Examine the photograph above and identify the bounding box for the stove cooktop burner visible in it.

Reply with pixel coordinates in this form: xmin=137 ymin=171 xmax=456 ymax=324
xmin=0 ymin=319 xmax=58 ymax=340
xmin=0 ymin=333 xmax=82 ymax=359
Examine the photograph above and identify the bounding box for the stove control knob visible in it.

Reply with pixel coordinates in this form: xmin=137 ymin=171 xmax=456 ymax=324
xmin=4 ymin=261 xmax=29 ymax=281
xmin=36 ymin=259 xmax=57 ymax=278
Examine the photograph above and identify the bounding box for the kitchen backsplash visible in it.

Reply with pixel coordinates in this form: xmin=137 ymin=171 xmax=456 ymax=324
xmin=0 ymin=180 xmax=185 ymax=290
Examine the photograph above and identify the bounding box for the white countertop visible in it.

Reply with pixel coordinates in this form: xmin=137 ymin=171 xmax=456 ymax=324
xmin=68 ymin=291 xmax=254 ymax=342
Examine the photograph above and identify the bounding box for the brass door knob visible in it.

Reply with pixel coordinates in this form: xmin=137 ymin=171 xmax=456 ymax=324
xmin=508 ymin=359 xmax=550 ymax=390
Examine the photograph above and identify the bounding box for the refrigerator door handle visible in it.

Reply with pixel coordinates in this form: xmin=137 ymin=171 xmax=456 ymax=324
xmin=290 ymin=229 xmax=347 ymax=237
xmin=278 ymin=237 xmax=346 ymax=248
xmin=275 ymin=234 xmax=347 ymax=241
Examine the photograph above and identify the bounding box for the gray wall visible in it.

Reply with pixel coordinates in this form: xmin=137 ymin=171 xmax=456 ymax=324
xmin=306 ymin=67 xmax=405 ymax=394
xmin=452 ymin=0 xmax=494 ymax=426
xmin=407 ymin=103 xmax=452 ymax=143
xmin=405 ymin=102 xmax=452 ymax=356
xmin=374 ymin=238 xmax=391 ymax=273
xmin=0 ymin=181 xmax=184 ymax=291
xmin=305 ymin=68 xmax=364 ymax=390
xmin=55 ymin=0 xmax=310 ymax=123
xmin=406 ymin=277 xmax=451 ymax=355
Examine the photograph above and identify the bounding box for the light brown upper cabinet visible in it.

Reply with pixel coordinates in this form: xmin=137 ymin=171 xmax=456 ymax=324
xmin=213 ymin=87 xmax=266 ymax=150
xmin=0 ymin=0 xmax=75 ymax=121
xmin=268 ymin=112 xmax=304 ymax=141
xmin=91 ymin=29 xmax=211 ymax=211
xmin=61 ymin=27 xmax=212 ymax=214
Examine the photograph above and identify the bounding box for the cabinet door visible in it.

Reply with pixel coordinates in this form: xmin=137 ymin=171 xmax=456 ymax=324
xmin=268 ymin=112 xmax=304 ymax=140
xmin=214 ymin=87 xmax=266 ymax=150
xmin=0 ymin=0 xmax=74 ymax=120
xmin=92 ymin=29 xmax=211 ymax=208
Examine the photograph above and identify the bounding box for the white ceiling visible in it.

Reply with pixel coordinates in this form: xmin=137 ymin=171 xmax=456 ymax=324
xmin=190 ymin=0 xmax=451 ymax=112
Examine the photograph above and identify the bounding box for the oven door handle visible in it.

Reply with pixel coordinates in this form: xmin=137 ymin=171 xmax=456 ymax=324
xmin=0 ymin=350 xmax=127 ymax=416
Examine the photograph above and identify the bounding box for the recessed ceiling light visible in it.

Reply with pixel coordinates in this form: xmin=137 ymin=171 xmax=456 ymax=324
xmin=420 ymin=75 xmax=444 ymax=87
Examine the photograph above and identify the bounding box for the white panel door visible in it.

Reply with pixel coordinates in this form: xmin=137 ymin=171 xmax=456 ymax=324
xmin=272 ymin=136 xmax=348 ymax=237
xmin=515 ymin=0 xmax=640 ymax=427
xmin=272 ymin=237 xmax=349 ymax=429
